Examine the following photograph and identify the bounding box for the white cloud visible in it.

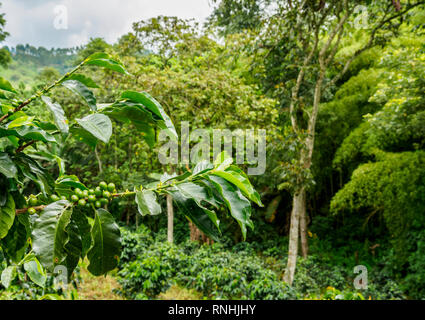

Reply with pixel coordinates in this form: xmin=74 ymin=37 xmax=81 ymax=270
xmin=1 ymin=0 xmax=213 ymax=48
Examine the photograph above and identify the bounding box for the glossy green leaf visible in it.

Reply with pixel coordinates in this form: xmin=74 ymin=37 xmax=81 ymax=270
xmin=0 ymin=213 xmax=30 ymax=263
xmin=174 ymin=182 xmax=221 ymax=230
xmin=208 ymin=175 xmax=253 ymax=240
xmin=84 ymin=52 xmax=129 ymax=75
xmin=76 ymin=114 xmax=112 ymax=144
xmin=87 ymin=209 xmax=121 ymax=276
xmin=14 ymin=153 xmax=53 ymax=196
xmin=55 ymin=155 xmax=66 ymax=176
xmin=65 ymin=74 xmax=99 ymax=88
xmin=0 ymin=152 xmax=17 ymax=178
xmin=0 ymin=77 xmax=17 ymax=94
xmin=32 ymin=200 xmax=73 ymax=271
xmin=212 ymin=166 xmax=263 ymax=207
xmin=7 ymin=136 xmax=19 ymax=148
xmin=0 ymin=194 xmax=15 ymax=240
xmin=24 ymin=258 xmax=47 ymax=288
xmin=1 ymin=265 xmax=17 ymax=289
xmin=70 ymin=126 xmax=98 ymax=148
xmin=172 ymin=191 xmax=221 ymax=241
xmin=41 ymin=96 xmax=69 ymax=133
xmin=62 ymin=80 xmax=97 ymax=111
xmin=6 ymin=115 xmax=35 ymax=129
xmin=0 ymin=126 xmax=56 ymax=143
xmin=71 ymin=207 xmax=92 ymax=257
xmin=63 ymin=217 xmax=82 ymax=275
xmin=135 ymin=190 xmax=162 ymax=216
xmin=100 ymin=101 xmax=157 ymax=147
xmin=121 ymin=91 xmax=177 ymax=139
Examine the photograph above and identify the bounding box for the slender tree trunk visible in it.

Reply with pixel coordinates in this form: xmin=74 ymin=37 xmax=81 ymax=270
xmin=284 ymin=187 xmax=304 ymax=285
xmin=189 ymin=221 xmax=199 ymax=241
xmin=128 ymin=136 xmax=132 ymax=171
xmin=94 ymin=146 xmax=103 ymax=174
xmin=167 ymin=194 xmax=174 ymax=243
xmin=285 ymin=72 xmax=320 ymax=282
xmin=114 ymin=132 xmax=118 ymax=170
xmin=299 ymin=190 xmax=308 ymax=258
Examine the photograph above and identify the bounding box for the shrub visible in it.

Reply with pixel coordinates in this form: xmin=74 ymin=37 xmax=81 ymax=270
xmin=116 ymin=228 xmax=295 ymax=300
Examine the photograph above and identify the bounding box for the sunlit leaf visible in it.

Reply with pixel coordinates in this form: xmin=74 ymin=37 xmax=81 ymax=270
xmin=0 ymin=77 xmax=17 ymax=94
xmin=62 ymin=80 xmax=97 ymax=111
xmin=41 ymin=96 xmax=69 ymax=133
xmin=76 ymin=113 xmax=112 ymax=144
xmin=0 ymin=152 xmax=17 ymax=178
xmin=85 ymin=52 xmax=129 ymax=75
xmin=135 ymin=190 xmax=162 ymax=216
xmin=0 ymin=194 xmax=15 ymax=240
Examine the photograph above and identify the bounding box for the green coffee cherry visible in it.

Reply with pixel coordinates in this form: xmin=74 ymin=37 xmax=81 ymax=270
xmin=88 ymin=195 xmax=96 ymax=203
xmin=83 ymin=189 xmax=89 ymax=197
xmin=71 ymin=194 xmax=79 ymax=202
xmin=28 ymin=207 xmax=37 ymax=215
xmin=94 ymin=187 xmax=102 ymax=197
xmin=99 ymin=181 xmax=108 ymax=190
xmin=88 ymin=189 xmax=95 ymax=195
xmin=78 ymin=199 xmax=86 ymax=206
xmin=107 ymin=183 xmax=115 ymax=192
xmin=95 ymin=201 xmax=101 ymax=208
xmin=102 ymin=190 xmax=111 ymax=199
xmin=29 ymin=196 xmax=38 ymax=206
xmin=60 ymin=196 xmax=67 ymax=201
xmin=50 ymin=194 xmax=60 ymax=202
xmin=100 ymin=198 xmax=108 ymax=205
xmin=75 ymin=188 xmax=84 ymax=198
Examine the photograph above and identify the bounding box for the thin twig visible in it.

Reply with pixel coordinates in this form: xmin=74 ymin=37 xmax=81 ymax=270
xmin=16 ymin=140 xmax=36 ymax=153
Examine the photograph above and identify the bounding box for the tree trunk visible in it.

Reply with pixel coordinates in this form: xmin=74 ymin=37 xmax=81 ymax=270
xmin=283 ymin=187 xmax=304 ymax=285
xmin=126 ymin=208 xmax=130 ymax=226
xmin=167 ymin=194 xmax=174 ymax=243
xmin=189 ymin=221 xmax=213 ymax=244
xmin=94 ymin=146 xmax=103 ymax=174
xmin=189 ymin=221 xmax=200 ymax=241
xmin=299 ymin=190 xmax=308 ymax=258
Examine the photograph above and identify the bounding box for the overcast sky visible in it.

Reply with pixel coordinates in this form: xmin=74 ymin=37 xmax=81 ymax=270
xmin=1 ymin=0 xmax=214 ymax=48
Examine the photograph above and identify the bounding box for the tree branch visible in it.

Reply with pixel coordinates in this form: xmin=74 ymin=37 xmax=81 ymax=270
xmin=16 ymin=140 xmax=36 ymax=153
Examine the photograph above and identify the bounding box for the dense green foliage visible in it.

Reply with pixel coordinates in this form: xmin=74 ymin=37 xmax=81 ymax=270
xmin=0 ymin=49 xmax=259 ymax=293
xmin=115 ymin=224 xmax=405 ymax=300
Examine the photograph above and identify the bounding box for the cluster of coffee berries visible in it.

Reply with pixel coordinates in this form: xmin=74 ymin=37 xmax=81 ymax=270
xmin=70 ymin=181 xmax=116 ymax=208
xmin=26 ymin=182 xmax=116 ymax=214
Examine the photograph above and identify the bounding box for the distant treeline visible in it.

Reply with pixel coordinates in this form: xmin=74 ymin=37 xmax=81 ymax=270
xmin=2 ymin=44 xmax=79 ymax=72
